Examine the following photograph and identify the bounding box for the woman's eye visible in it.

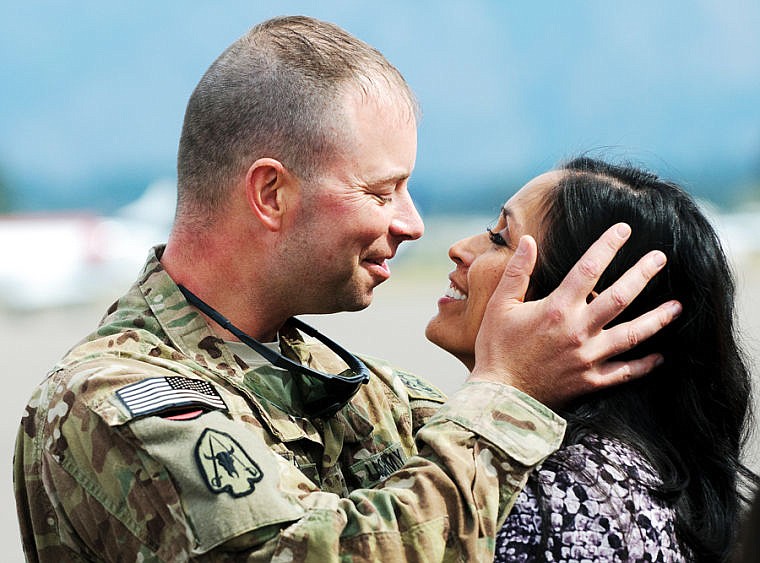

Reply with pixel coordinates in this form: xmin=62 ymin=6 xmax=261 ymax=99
xmin=487 ymin=228 xmax=507 ymax=246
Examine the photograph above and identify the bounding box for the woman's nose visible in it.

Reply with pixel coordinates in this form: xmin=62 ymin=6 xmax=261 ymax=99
xmin=448 ymin=234 xmax=483 ymax=266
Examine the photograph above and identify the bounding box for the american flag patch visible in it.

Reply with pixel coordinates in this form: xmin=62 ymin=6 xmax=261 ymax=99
xmin=116 ymin=377 xmax=227 ymax=417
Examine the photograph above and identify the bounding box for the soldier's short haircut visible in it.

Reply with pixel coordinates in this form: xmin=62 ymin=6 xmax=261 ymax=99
xmin=176 ymin=15 xmax=419 ymax=219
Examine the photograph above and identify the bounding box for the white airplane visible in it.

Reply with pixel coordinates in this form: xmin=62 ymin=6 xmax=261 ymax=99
xmin=0 ymin=179 xmax=175 ymax=310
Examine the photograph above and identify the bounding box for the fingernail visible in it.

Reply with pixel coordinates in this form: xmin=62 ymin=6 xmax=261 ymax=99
xmin=655 ymin=355 xmax=665 ymax=367
xmin=616 ymin=223 xmax=631 ymax=238
xmin=669 ymin=301 xmax=682 ymax=317
xmin=652 ymin=251 xmax=667 ymax=267
xmin=515 ymin=236 xmax=528 ymax=255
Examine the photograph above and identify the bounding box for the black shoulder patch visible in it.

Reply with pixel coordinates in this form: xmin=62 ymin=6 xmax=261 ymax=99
xmin=194 ymin=428 xmax=263 ymax=497
xmin=396 ymin=371 xmax=447 ymax=403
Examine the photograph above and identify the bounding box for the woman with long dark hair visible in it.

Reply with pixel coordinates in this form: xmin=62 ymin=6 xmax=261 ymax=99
xmin=425 ymin=157 xmax=758 ymax=561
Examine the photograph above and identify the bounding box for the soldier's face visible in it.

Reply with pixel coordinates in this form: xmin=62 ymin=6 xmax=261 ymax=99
xmin=286 ymin=90 xmax=424 ymax=313
xmin=425 ymin=172 xmax=558 ymax=370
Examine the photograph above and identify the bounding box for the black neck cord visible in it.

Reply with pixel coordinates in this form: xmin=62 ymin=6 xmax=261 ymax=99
xmin=177 ymin=284 xmax=371 ymax=386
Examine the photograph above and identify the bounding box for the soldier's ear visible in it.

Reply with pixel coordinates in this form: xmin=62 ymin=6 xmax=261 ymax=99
xmin=245 ymin=158 xmax=297 ymax=232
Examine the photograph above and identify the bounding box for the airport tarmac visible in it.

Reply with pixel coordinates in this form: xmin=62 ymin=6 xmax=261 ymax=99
xmin=2 ymin=220 xmax=759 ymax=561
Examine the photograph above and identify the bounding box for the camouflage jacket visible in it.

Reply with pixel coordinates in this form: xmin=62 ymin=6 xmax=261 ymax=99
xmin=15 ymin=246 xmax=566 ymax=562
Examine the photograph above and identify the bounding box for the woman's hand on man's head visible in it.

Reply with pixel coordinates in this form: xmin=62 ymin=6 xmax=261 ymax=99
xmin=469 ymin=223 xmax=682 ymax=409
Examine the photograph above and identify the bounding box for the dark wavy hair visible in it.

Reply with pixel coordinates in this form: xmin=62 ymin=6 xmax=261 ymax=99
xmin=528 ymin=156 xmax=757 ymax=561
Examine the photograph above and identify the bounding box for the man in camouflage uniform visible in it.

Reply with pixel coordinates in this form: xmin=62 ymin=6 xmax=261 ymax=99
xmin=14 ymin=16 xmax=677 ymax=562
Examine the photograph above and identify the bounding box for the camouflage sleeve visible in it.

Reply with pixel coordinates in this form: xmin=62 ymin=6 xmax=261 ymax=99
xmin=262 ymin=381 xmax=565 ymax=561
xmin=20 ymin=362 xmax=563 ymax=561
xmin=358 ymin=354 xmax=448 ymax=433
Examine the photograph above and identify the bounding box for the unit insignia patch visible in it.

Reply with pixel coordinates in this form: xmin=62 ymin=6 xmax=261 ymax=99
xmin=194 ymin=428 xmax=263 ymax=497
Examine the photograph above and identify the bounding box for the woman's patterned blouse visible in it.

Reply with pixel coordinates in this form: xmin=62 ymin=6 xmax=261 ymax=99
xmin=495 ymin=434 xmax=689 ymax=562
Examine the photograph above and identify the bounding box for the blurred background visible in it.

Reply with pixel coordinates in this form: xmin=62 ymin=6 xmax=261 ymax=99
xmin=2 ymin=1 xmax=759 ymax=559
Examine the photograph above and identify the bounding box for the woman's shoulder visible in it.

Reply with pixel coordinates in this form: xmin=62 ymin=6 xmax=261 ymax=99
xmin=543 ymin=434 xmax=684 ymax=560
xmin=542 ymin=433 xmax=662 ymax=490
xmin=495 ymin=434 xmax=687 ymax=562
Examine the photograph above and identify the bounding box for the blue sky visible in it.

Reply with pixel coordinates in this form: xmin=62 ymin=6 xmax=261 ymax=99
xmin=1 ymin=1 xmax=759 ymax=212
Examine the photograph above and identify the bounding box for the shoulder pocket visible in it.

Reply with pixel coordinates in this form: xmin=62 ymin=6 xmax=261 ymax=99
xmin=128 ymin=410 xmax=306 ymax=553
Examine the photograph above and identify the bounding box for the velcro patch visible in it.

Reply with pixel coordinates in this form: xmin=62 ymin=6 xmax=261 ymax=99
xmin=397 ymin=371 xmax=447 ymax=402
xmin=348 ymin=443 xmax=407 ymax=488
xmin=195 ymin=428 xmax=263 ymax=497
xmin=116 ymin=376 xmax=227 ymax=418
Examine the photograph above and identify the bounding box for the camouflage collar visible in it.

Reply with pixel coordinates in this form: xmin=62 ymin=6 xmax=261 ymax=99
xmin=132 ymin=246 xmax=373 ymax=435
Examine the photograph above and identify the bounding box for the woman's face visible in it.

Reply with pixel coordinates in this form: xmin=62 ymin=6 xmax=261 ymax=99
xmin=425 ymin=171 xmax=561 ymax=369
